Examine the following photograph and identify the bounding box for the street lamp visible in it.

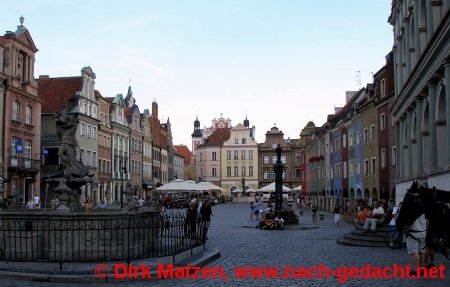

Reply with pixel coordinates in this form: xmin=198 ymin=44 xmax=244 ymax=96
xmin=121 ymin=166 xmax=127 ymax=208
xmin=274 ymin=144 xmax=284 ymax=213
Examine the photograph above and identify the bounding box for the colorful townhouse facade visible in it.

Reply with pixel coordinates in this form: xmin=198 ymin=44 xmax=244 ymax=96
xmin=389 ymin=0 xmax=450 ymax=202
xmin=0 ymin=17 xmax=42 ymax=201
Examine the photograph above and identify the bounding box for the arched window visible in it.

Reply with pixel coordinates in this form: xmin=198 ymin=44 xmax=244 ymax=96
xmin=25 ymin=105 xmax=32 ymax=125
xmin=13 ymin=101 xmax=20 ymax=121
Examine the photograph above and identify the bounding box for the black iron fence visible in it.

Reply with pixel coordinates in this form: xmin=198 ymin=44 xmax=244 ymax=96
xmin=0 ymin=209 xmax=207 ymax=262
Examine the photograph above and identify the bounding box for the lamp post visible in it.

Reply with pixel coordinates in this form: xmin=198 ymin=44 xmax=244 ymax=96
xmin=274 ymin=144 xmax=284 ymax=213
xmin=121 ymin=166 xmax=127 ymax=208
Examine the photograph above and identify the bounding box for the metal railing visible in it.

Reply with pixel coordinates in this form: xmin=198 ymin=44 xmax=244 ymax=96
xmin=0 ymin=209 xmax=207 ymax=262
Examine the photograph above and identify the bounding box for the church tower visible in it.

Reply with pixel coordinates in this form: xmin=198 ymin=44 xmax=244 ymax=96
xmin=191 ymin=116 xmax=202 ymax=155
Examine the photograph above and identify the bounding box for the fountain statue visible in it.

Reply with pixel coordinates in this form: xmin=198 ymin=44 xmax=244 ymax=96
xmin=46 ymin=106 xmax=94 ymax=212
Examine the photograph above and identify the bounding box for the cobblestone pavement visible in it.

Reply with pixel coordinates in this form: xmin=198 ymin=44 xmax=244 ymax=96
xmin=2 ymin=202 xmax=449 ymax=287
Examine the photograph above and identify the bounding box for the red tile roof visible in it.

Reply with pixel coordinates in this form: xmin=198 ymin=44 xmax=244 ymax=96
xmin=38 ymin=77 xmax=82 ymax=113
xmin=199 ymin=128 xmax=230 ymax=147
xmin=174 ymin=145 xmax=193 ymax=164
xmin=94 ymin=90 xmax=104 ymax=99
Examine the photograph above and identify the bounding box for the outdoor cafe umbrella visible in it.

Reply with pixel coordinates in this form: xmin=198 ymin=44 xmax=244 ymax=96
xmin=197 ymin=181 xmax=224 ymax=192
xmin=257 ymin=182 xmax=293 ymax=192
xmin=156 ymin=179 xmax=201 ymax=192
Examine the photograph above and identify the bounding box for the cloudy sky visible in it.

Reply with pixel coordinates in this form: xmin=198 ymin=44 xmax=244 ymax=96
xmin=1 ymin=0 xmax=393 ymax=148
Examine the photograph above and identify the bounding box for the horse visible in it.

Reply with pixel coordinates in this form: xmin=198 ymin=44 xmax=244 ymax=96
xmin=396 ymin=181 xmax=450 ymax=259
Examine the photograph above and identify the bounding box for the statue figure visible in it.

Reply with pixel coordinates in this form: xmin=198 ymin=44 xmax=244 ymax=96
xmin=123 ymin=183 xmax=139 ymax=211
xmin=55 ymin=106 xmax=89 ymax=179
xmin=46 ymin=106 xmax=94 ymax=212
xmin=11 ymin=189 xmax=23 ymax=209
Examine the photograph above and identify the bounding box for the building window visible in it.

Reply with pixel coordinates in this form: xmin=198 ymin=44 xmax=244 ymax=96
xmin=363 ymin=128 xmax=368 ymax=143
xmin=349 ymin=159 xmax=354 ymax=176
xmin=295 ymin=168 xmax=301 ymax=178
xmin=242 ymin=138 xmax=246 ymax=144
xmin=381 ymin=148 xmax=386 ymax=168
xmin=349 ymin=134 xmax=353 ymax=147
xmin=272 ymin=156 xmax=277 ymax=164
xmin=226 ymin=166 xmax=231 ymax=177
xmin=93 ymin=152 xmax=97 ymax=168
xmin=282 ymin=169 xmax=287 ymax=179
xmin=263 ymin=169 xmax=269 ymax=179
xmin=92 ymin=127 xmax=97 ymax=139
xmin=272 ymin=172 xmax=276 ymax=179
xmin=364 ymin=159 xmax=369 ymax=176
xmin=356 ymin=160 xmax=361 ymax=175
xmin=380 ymin=79 xmax=385 ymax=97
xmin=249 ymin=166 xmax=253 ymax=177
xmin=343 ymin=134 xmax=347 ymax=148
xmin=212 ymin=167 xmax=217 ymax=177
xmin=80 ymin=123 xmax=86 ymax=136
xmin=263 ymin=156 xmax=269 ymax=164
xmin=234 ymin=166 xmax=239 ymax=177
xmin=281 ymin=155 xmax=287 ymax=164
xmin=295 ymin=152 xmax=301 ymax=162
xmin=234 ymin=150 xmax=238 ymax=160
xmin=248 ymin=150 xmax=253 ymax=160
xmin=370 ymin=125 xmax=375 ymax=141
xmin=380 ymin=114 xmax=386 ymax=131
xmin=392 ymin=146 xmax=396 ymax=166
xmin=199 ymin=153 xmax=203 ymax=162
xmin=234 ymin=138 xmax=238 ymax=144
xmin=371 ymin=157 xmax=376 ymax=175
xmin=226 ymin=150 xmax=231 ymax=160
xmin=13 ymin=101 xmax=20 ymax=121
xmin=212 ymin=152 xmax=217 ymax=161
xmin=241 ymin=166 xmax=246 ymax=177
xmin=241 ymin=150 xmax=246 ymax=160
xmin=25 ymin=105 xmax=32 ymax=125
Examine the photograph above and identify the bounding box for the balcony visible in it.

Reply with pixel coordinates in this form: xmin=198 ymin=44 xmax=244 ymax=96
xmin=8 ymin=156 xmax=40 ymax=174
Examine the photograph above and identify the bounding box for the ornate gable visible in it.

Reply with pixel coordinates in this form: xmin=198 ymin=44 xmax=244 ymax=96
xmin=16 ymin=30 xmax=38 ymax=52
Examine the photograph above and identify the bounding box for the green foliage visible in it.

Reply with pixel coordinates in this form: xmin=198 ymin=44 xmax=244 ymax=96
xmin=0 ymin=198 xmax=9 ymax=209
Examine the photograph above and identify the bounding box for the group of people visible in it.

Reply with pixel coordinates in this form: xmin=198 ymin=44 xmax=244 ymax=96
xmin=251 ymin=197 xmax=285 ymax=230
xmin=356 ymin=198 xmax=436 ymax=276
xmin=25 ymin=194 xmax=40 ymax=209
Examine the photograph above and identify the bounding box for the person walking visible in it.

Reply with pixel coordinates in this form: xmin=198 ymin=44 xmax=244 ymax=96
xmin=312 ymin=205 xmax=318 ymax=225
xmin=200 ymin=200 xmax=213 ymax=240
xmin=406 ymin=213 xmax=427 ymax=276
xmin=333 ymin=204 xmax=341 ymax=226
xmin=33 ymin=193 xmax=40 ymax=208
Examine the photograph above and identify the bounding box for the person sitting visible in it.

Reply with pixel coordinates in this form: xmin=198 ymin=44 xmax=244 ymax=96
xmin=356 ymin=206 xmax=369 ymax=224
xmin=26 ymin=199 xmax=34 ymax=209
xmin=274 ymin=216 xmax=285 ymax=230
xmin=258 ymin=212 xmax=275 ymax=229
xmin=96 ymin=200 xmax=107 ymax=209
xmin=363 ymin=201 xmax=385 ymax=233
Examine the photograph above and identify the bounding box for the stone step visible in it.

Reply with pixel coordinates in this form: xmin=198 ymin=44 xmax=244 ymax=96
xmin=351 ymin=229 xmax=388 ymax=238
xmin=336 ymin=237 xmax=387 ymax=247
xmin=342 ymin=233 xmax=385 ymax=243
xmin=352 ymin=221 xmax=391 ymax=232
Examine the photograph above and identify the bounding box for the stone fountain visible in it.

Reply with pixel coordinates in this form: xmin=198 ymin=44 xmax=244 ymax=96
xmin=0 ymin=107 xmax=161 ymax=262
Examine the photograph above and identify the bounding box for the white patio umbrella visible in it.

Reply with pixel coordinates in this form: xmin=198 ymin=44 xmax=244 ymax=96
xmin=197 ymin=181 xmax=224 ymax=192
xmin=156 ymin=179 xmax=201 ymax=192
xmin=257 ymin=182 xmax=293 ymax=192
xmin=293 ymin=186 xmax=302 ymax=191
